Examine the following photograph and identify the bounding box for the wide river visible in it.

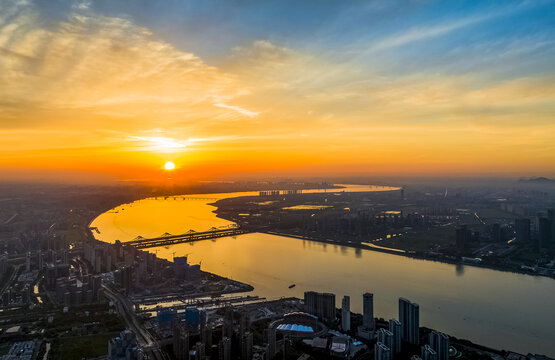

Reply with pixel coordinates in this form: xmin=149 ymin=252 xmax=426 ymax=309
xmin=91 ymin=185 xmax=555 ymax=356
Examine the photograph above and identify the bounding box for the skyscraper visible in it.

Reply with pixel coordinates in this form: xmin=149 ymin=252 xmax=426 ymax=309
xmin=421 ymin=344 xmax=438 ymax=360
xmin=399 ymin=298 xmax=420 ymax=345
xmin=192 ymin=342 xmax=205 ymax=360
xmin=218 ymin=337 xmax=231 ymax=360
xmin=341 ymin=296 xmax=350 ymax=331
xmin=304 ymin=291 xmax=336 ymax=321
xmin=548 ymin=209 xmax=555 ymax=243
xmin=429 ymin=331 xmax=449 ymax=360
xmin=363 ymin=292 xmax=374 ymax=330
xmin=377 ymin=328 xmax=394 ymax=360
xmin=515 ymin=218 xmax=531 ymax=243
xmin=455 ymin=225 xmax=471 ymax=251
xmin=304 ymin=291 xmax=317 ymax=314
xmin=374 ymin=342 xmax=391 ymax=360
xmin=388 ymin=319 xmax=402 ymax=354
xmin=241 ymin=331 xmax=253 ymax=360
xmin=539 ymin=216 xmax=553 ymax=250
xmin=263 ymin=328 xmax=276 ymax=359
xmin=491 ymin=223 xmax=502 ymax=242
xmin=173 ymin=323 xmax=189 ymax=360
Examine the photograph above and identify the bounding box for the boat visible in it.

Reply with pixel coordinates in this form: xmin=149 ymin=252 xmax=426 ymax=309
xmin=288 ymin=284 xmax=296 ymax=289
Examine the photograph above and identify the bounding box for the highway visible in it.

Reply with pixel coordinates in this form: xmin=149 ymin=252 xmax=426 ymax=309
xmin=103 ymin=285 xmax=167 ymax=360
xmin=0 ymin=264 xmax=20 ymax=297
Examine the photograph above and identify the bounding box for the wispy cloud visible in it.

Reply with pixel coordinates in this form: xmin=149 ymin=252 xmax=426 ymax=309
xmin=356 ymin=4 xmax=521 ymax=59
xmin=0 ymin=1 xmax=245 ymax=127
xmin=213 ymin=103 xmax=260 ymax=118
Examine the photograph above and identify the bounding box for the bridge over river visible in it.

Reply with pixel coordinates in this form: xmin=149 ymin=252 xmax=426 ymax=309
xmin=124 ymin=226 xmax=250 ymax=249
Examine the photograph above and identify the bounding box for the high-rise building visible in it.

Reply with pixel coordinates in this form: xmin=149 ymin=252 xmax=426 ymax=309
xmin=421 ymin=344 xmax=438 ymax=360
xmin=190 ymin=342 xmax=205 ymax=360
xmin=515 ymin=218 xmax=531 ymax=244
xmin=201 ymin=327 xmax=212 ymax=349
xmin=304 ymin=291 xmax=336 ymax=321
xmin=222 ymin=307 xmax=234 ymax=339
xmin=377 ymin=329 xmax=394 ymax=360
xmin=241 ymin=332 xmax=253 ymax=360
xmin=429 ymin=331 xmax=449 ymax=360
xmin=157 ymin=308 xmax=177 ymax=331
xmin=455 ymin=225 xmax=472 ymax=251
xmin=491 ymin=223 xmax=502 ymax=242
xmin=218 ymin=337 xmax=231 ymax=360
xmin=374 ymin=342 xmax=391 ymax=360
xmin=173 ymin=323 xmax=189 ymax=360
xmin=108 ymin=329 xmax=139 ymax=360
xmin=363 ymin=293 xmax=374 ymax=330
xmin=388 ymin=319 xmax=402 ymax=354
xmin=539 ymin=216 xmax=553 ymax=249
xmin=239 ymin=311 xmax=249 ymax=338
xmin=341 ymin=296 xmax=350 ymax=331
xmin=548 ymin=209 xmax=555 ymax=243
xmin=399 ymin=298 xmax=420 ymax=345
xmin=25 ymin=252 xmax=31 ymax=272
xmin=263 ymin=328 xmax=276 ymax=359
xmin=304 ymin=291 xmax=317 ymax=314
xmin=318 ymin=293 xmax=336 ymax=321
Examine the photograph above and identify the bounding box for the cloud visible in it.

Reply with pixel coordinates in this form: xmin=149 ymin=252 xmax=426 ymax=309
xmin=213 ymin=103 xmax=259 ymax=118
xmin=0 ymin=0 xmax=245 ymax=127
xmin=367 ymin=15 xmax=489 ymax=53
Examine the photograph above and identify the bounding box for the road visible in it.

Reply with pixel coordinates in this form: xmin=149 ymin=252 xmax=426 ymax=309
xmin=103 ymin=285 xmax=166 ymax=360
xmin=0 ymin=264 xmax=20 ymax=296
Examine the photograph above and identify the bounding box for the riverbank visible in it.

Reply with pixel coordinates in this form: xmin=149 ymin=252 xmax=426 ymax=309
xmin=263 ymin=230 xmax=555 ymax=280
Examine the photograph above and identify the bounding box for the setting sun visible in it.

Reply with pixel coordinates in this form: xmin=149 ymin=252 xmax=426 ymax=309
xmin=164 ymin=161 xmax=175 ymax=170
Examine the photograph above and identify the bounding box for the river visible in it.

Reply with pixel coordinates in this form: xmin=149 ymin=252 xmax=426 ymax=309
xmin=91 ymin=185 xmax=555 ymax=356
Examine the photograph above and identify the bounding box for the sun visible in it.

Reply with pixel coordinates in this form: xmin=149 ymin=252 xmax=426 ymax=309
xmin=164 ymin=161 xmax=175 ymax=170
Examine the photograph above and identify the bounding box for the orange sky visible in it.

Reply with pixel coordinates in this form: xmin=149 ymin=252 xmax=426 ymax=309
xmin=1 ymin=1 xmax=554 ymax=184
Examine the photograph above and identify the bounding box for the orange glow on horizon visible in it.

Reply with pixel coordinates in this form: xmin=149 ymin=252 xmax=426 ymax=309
xmin=0 ymin=2 xmax=554 ymax=183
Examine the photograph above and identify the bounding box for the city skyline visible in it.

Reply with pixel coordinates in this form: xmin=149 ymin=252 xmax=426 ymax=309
xmin=1 ymin=0 xmax=555 ymax=183
xmin=1 ymin=1 xmax=555 ymax=359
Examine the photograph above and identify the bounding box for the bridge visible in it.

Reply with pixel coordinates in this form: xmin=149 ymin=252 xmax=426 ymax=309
xmin=124 ymin=226 xmax=249 ymax=249
xmin=149 ymin=196 xmax=220 ymax=201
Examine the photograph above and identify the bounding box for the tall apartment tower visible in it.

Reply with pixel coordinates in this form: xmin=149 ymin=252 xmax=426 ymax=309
xmin=515 ymin=218 xmax=531 ymax=243
xmin=421 ymin=344 xmax=438 ymax=360
xmin=399 ymin=297 xmax=420 ymax=345
xmin=263 ymin=328 xmax=276 ymax=359
xmin=363 ymin=292 xmax=374 ymax=330
xmin=218 ymin=337 xmax=231 ymax=360
xmin=374 ymin=342 xmax=391 ymax=360
xmin=539 ymin=216 xmax=553 ymax=249
xmin=376 ymin=328 xmax=394 ymax=360
xmin=388 ymin=319 xmax=402 ymax=354
xmin=429 ymin=331 xmax=449 ymax=360
xmin=173 ymin=324 xmax=189 ymax=360
xmin=341 ymin=295 xmax=351 ymax=331
xmin=241 ymin=331 xmax=253 ymax=360
xmin=548 ymin=209 xmax=555 ymax=243
xmin=304 ymin=291 xmax=336 ymax=322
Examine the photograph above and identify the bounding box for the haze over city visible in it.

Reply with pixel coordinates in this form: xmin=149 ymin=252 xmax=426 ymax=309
xmin=1 ymin=1 xmax=555 ymax=360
